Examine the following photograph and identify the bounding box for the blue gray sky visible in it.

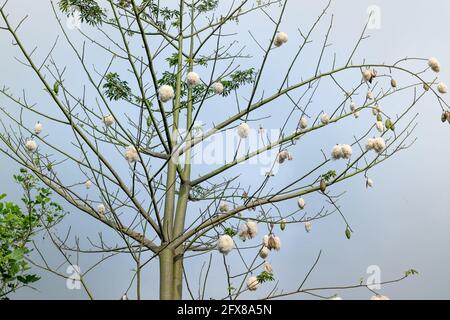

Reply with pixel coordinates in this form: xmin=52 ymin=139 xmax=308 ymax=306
xmin=1 ymin=0 xmax=450 ymax=300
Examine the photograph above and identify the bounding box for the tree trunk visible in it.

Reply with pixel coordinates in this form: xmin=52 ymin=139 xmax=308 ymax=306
xmin=159 ymin=247 xmax=174 ymax=300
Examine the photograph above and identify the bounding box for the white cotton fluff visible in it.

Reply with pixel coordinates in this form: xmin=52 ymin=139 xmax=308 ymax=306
xmin=273 ymin=236 xmax=281 ymax=251
xmin=34 ymin=122 xmax=43 ymax=135
xmin=428 ymin=57 xmax=441 ymax=73
xmin=373 ymin=137 xmax=386 ymax=153
xmin=350 ymin=102 xmax=357 ymax=112
xmin=246 ymin=221 xmax=258 ymax=238
xmin=274 ymin=32 xmax=289 ymax=47
xmin=259 ymin=246 xmax=270 ymax=259
xmin=186 ymin=72 xmax=201 ymax=86
xmin=438 ymin=82 xmax=448 ymax=94
xmin=263 ymin=262 xmax=273 ymax=273
xmin=120 ymin=294 xmax=128 ymax=300
xmin=366 ymin=178 xmax=374 ymax=188
xmin=218 ymin=235 xmax=234 ymax=255
xmin=299 ymin=116 xmax=308 ymax=129
xmin=237 ymin=123 xmax=251 ymax=139
xmin=332 ymin=144 xmax=352 ymax=160
xmin=240 ymin=221 xmax=258 ymax=240
xmin=354 ymin=111 xmax=360 ymax=119
xmin=277 ymin=150 xmax=290 ymax=164
xmin=247 ymin=276 xmax=259 ymax=291
xmin=366 ymin=137 xmax=385 ymax=153
xmin=362 ymin=69 xmax=372 ymax=82
xmin=25 ymin=139 xmax=38 ymax=153
xmin=376 ymin=121 xmax=384 ymax=133
xmin=265 ymin=235 xmax=281 ymax=251
xmin=85 ymin=180 xmax=92 ymax=189
xmin=330 ymin=295 xmax=343 ymax=300
xmin=341 ymin=144 xmax=353 ymax=159
xmin=103 ymin=115 xmax=115 ymax=127
xmin=320 ymin=113 xmax=330 ymax=125
xmin=372 ymin=105 xmax=381 ymax=115
xmin=125 ymin=145 xmax=139 ymax=163
xmin=304 ymin=221 xmax=312 ymax=233
xmin=97 ymin=204 xmax=106 ymax=216
xmin=367 ymin=90 xmax=374 ymax=100
xmin=158 ymin=85 xmax=175 ymax=103
xmin=370 ymin=294 xmax=390 ymax=301
xmin=331 ymin=144 xmax=344 ymax=160
xmin=263 ymin=235 xmax=270 ymax=247
xmin=297 ymin=197 xmax=306 ymax=210
xmin=219 ymin=201 xmax=230 ymax=212
xmin=212 ymin=82 xmax=224 ymax=95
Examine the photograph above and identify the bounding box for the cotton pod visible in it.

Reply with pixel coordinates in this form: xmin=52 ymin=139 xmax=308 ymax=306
xmin=362 ymin=69 xmax=372 ymax=82
xmin=272 ymin=236 xmax=281 ymax=251
xmin=428 ymin=57 xmax=441 ymax=73
xmin=391 ymin=78 xmax=397 ymax=88
xmin=366 ymin=138 xmax=375 ymax=151
xmin=277 ymin=150 xmax=290 ymax=164
xmin=376 ymin=121 xmax=384 ymax=133
xmin=219 ymin=201 xmax=230 ymax=212
xmin=350 ymin=102 xmax=357 ymax=112
xmin=341 ymin=144 xmax=353 ymax=159
xmin=274 ymin=32 xmax=288 ymax=47
xmin=370 ymin=294 xmax=390 ymax=301
xmin=158 ymin=85 xmax=175 ymax=103
xmin=259 ymin=246 xmax=270 ymax=259
xmin=25 ymin=139 xmax=38 ymax=153
xmin=237 ymin=123 xmax=251 ymax=139
xmin=263 ymin=235 xmax=270 ymax=247
xmin=372 ymin=105 xmax=381 ymax=115
xmin=438 ymin=82 xmax=448 ymax=94
xmin=297 ymin=197 xmax=306 ymax=209
xmin=299 ymin=116 xmax=308 ymax=129
xmin=34 ymin=122 xmax=43 ymax=135
xmin=331 ymin=144 xmax=344 ymax=160
xmin=97 ymin=204 xmax=106 ymax=216
xmin=353 ymin=111 xmax=360 ymax=119
xmin=247 ymin=276 xmax=259 ymax=291
xmin=366 ymin=178 xmax=374 ymax=188
xmin=85 ymin=180 xmax=92 ymax=189
xmin=125 ymin=145 xmax=139 ymax=163
xmin=367 ymin=90 xmax=374 ymax=100
xmin=330 ymin=295 xmax=343 ymax=300
xmin=103 ymin=115 xmax=115 ymax=127
xmin=218 ymin=235 xmax=234 ymax=255
xmin=186 ymin=72 xmax=201 ymax=86
xmin=304 ymin=221 xmax=312 ymax=233
xmin=212 ymin=82 xmax=224 ymax=95
xmin=373 ymin=137 xmax=386 ymax=153
xmin=120 ymin=294 xmax=128 ymax=300
xmin=263 ymin=262 xmax=273 ymax=273
xmin=320 ymin=113 xmax=330 ymax=125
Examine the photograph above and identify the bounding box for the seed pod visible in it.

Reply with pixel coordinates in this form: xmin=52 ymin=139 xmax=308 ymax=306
xmin=345 ymin=227 xmax=352 ymax=240
xmin=385 ymin=119 xmax=393 ymax=130
xmin=391 ymin=79 xmax=397 ymax=88
xmin=146 ymin=116 xmax=152 ymax=127
xmin=441 ymin=112 xmax=447 ymax=123
xmin=280 ymin=219 xmax=286 ymax=231
xmin=53 ymin=81 xmax=59 ymax=95
xmin=376 ymin=113 xmax=382 ymax=122
xmin=423 ymin=83 xmax=430 ymax=91
xmin=320 ymin=179 xmax=327 ymax=192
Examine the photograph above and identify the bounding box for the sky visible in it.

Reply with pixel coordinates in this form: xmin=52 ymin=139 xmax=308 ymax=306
xmin=1 ymin=0 xmax=450 ymax=300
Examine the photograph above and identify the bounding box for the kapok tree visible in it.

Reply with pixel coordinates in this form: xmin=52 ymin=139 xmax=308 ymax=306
xmin=0 ymin=0 xmax=448 ymax=300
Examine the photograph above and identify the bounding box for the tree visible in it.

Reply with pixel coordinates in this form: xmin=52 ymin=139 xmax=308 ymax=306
xmin=0 ymin=169 xmax=64 ymax=298
xmin=0 ymin=0 xmax=446 ymax=300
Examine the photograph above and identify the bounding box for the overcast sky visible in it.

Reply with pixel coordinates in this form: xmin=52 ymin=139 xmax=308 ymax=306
xmin=1 ymin=0 xmax=450 ymax=300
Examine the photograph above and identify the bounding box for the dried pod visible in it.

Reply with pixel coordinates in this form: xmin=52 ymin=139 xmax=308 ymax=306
xmin=390 ymin=79 xmax=397 ymax=88
xmin=320 ymin=179 xmax=327 ymax=192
